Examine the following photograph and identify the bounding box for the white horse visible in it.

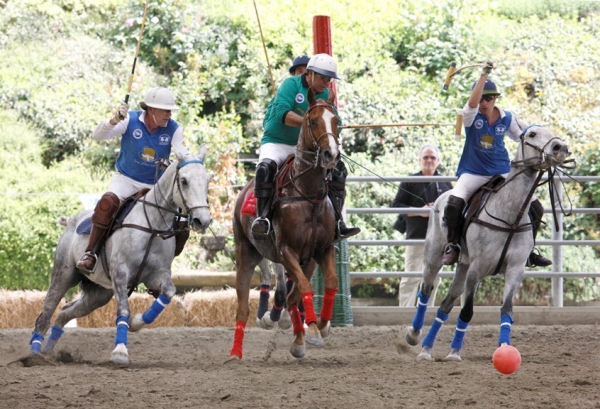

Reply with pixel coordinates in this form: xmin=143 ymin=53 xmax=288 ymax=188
xmin=29 ymin=147 xmax=212 ymax=366
xmin=406 ymin=126 xmax=571 ymax=361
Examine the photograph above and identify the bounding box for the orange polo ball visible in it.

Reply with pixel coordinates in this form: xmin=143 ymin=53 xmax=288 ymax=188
xmin=492 ymin=345 xmax=521 ymax=375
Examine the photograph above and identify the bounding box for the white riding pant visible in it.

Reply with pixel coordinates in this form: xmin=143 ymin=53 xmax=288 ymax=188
xmin=451 ymin=172 xmax=537 ymax=203
xmin=107 ymin=172 xmax=154 ymax=201
xmin=451 ymin=173 xmax=508 ymax=201
xmin=399 ymin=244 xmax=440 ymax=307
xmin=258 ymin=143 xmax=296 ymax=167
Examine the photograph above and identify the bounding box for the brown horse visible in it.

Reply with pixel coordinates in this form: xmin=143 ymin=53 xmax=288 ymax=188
xmin=230 ymin=89 xmax=340 ymax=359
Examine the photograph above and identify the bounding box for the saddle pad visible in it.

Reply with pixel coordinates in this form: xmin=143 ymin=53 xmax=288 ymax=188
xmin=76 ymin=217 xmax=92 ymax=235
xmin=241 ymin=191 xmax=257 ymax=216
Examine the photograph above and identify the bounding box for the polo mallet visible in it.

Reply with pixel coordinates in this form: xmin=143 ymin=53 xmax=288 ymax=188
xmin=122 ymin=0 xmax=151 ymax=116
xmin=253 ymin=0 xmax=276 ymax=97
xmin=442 ymin=61 xmax=493 ymax=138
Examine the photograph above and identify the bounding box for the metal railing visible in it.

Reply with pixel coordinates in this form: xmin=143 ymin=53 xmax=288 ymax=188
xmin=345 ymin=175 xmax=600 ymax=307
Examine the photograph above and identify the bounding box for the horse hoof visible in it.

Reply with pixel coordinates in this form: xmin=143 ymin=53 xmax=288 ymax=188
xmin=406 ymin=326 xmax=422 ymax=346
xmin=110 ymin=343 xmax=129 ymax=366
xmin=445 ymin=351 xmax=462 ymax=361
xmin=305 ymin=332 xmax=324 ymax=347
xmin=258 ymin=312 xmax=276 ymax=330
xmin=416 ymin=347 xmax=433 ymax=362
xmin=290 ymin=342 xmax=306 ymax=359
xmin=129 ymin=314 xmax=145 ymax=332
xmin=319 ymin=321 xmax=331 ymax=338
xmin=278 ymin=310 xmax=292 ymax=330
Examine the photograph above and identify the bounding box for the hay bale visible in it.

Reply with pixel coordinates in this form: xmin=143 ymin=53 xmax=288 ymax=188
xmin=184 ymin=289 xmax=267 ymax=327
xmin=77 ymin=292 xmax=186 ymax=328
xmin=0 ymin=290 xmax=65 ymax=329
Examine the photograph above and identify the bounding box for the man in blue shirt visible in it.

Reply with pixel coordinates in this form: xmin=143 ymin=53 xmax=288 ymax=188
xmin=76 ymin=87 xmax=190 ymax=273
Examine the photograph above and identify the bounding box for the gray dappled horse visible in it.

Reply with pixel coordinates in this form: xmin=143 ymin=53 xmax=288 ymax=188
xmin=255 ymin=260 xmax=292 ymax=330
xmin=230 ymin=90 xmax=339 ymax=359
xmin=406 ymin=126 xmax=571 ymax=361
xmin=29 ymin=147 xmax=212 ymax=366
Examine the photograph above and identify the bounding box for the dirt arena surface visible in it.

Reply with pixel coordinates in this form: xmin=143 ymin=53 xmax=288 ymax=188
xmin=1 ymin=324 xmax=598 ymax=409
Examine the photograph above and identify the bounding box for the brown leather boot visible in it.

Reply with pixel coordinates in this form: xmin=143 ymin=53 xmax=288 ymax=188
xmin=76 ymin=192 xmax=120 ymax=274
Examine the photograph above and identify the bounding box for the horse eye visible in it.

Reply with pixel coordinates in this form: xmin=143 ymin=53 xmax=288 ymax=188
xmin=528 ymin=131 xmax=537 ymax=138
xmin=180 ymin=177 xmax=188 ymax=187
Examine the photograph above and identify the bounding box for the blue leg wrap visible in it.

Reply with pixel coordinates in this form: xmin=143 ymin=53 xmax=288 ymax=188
xmin=498 ymin=314 xmax=514 ymax=345
xmin=44 ymin=325 xmax=65 ymax=352
xmin=115 ymin=315 xmax=129 ymax=346
xmin=257 ymin=285 xmax=270 ymax=319
xmin=269 ymin=304 xmax=283 ymax=322
xmin=422 ymin=309 xmax=449 ymax=349
xmin=29 ymin=332 xmax=44 ymax=354
xmin=142 ymin=294 xmax=171 ymax=325
xmin=411 ymin=291 xmax=430 ymax=331
xmin=450 ymin=316 xmax=469 ymax=350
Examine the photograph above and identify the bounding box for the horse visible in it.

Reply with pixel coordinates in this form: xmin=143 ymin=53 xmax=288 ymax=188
xmin=29 ymin=146 xmax=212 ymax=366
xmin=230 ymin=89 xmax=339 ymax=359
xmin=255 ymin=260 xmax=292 ymax=330
xmin=406 ymin=125 xmax=571 ymax=361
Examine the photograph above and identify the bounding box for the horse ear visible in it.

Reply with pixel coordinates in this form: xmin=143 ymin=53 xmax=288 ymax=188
xmin=198 ymin=144 xmax=207 ymax=162
xmin=308 ymin=87 xmax=316 ymax=106
xmin=175 ymin=149 xmax=187 ymax=163
xmin=515 ymin=117 xmax=529 ymax=134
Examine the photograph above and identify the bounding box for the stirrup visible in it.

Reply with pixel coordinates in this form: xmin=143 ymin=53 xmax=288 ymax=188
xmin=76 ymin=252 xmax=98 ymax=274
xmin=251 ymin=217 xmax=271 ymax=239
xmin=442 ymin=243 xmax=460 ymax=265
xmin=335 ymin=221 xmax=361 ymax=241
xmin=527 ymin=249 xmax=552 ymax=267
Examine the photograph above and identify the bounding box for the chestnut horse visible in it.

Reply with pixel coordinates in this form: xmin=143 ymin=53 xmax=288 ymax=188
xmin=230 ymin=89 xmax=339 ymax=359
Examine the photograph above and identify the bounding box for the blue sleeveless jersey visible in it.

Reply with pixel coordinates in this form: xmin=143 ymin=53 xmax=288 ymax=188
xmin=457 ymin=111 xmax=513 ymax=177
xmin=116 ymin=111 xmax=179 ymax=184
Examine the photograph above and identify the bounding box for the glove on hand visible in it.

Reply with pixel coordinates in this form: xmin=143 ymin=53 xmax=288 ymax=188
xmin=482 ymin=61 xmax=494 ymax=76
xmin=112 ymin=102 xmax=129 ymax=123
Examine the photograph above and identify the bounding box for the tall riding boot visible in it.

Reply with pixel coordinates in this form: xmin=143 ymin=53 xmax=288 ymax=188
xmin=442 ymin=195 xmax=466 ymax=265
xmin=174 ymin=218 xmax=190 ymax=257
xmin=527 ymin=199 xmax=552 ymax=267
xmin=76 ymin=192 xmax=120 ymax=274
xmin=328 ymin=160 xmax=360 ymax=240
xmin=251 ymin=159 xmax=277 ymax=239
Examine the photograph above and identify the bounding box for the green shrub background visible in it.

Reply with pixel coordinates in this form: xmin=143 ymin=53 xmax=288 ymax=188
xmin=0 ymin=0 xmax=599 ymax=303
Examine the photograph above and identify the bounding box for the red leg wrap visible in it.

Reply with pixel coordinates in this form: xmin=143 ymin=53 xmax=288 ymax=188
xmin=229 ymin=320 xmax=246 ymax=358
xmin=320 ymin=288 xmax=338 ymax=321
xmin=288 ymin=305 xmax=305 ymax=334
xmin=301 ymin=292 xmax=317 ymax=325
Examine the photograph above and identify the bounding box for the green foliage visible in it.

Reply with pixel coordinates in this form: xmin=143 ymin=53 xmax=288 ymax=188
xmin=0 ymin=111 xmax=106 ymax=289
xmin=1 ymin=0 xmax=600 ymax=302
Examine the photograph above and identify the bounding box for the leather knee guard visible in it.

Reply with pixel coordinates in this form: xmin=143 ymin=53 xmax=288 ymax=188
xmin=254 ymin=159 xmax=277 ymax=218
xmin=91 ymin=192 xmax=120 ymax=229
xmin=443 ymin=195 xmax=466 ymax=244
xmin=328 ymin=160 xmax=348 ymax=218
xmin=529 ymin=198 xmax=544 ymax=239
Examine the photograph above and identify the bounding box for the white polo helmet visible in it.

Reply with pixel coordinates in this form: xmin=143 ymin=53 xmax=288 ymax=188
xmin=307 ymin=53 xmax=340 ymax=80
xmin=139 ymin=87 xmax=179 ymax=110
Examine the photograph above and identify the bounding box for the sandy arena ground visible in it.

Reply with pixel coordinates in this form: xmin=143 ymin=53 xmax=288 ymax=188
xmin=1 ymin=324 xmax=598 ymax=409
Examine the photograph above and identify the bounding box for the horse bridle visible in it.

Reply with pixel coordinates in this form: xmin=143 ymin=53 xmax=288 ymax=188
xmin=295 ymin=101 xmax=340 ymax=169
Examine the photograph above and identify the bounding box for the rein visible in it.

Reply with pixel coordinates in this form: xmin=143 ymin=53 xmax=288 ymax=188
xmin=274 ymin=100 xmax=339 ymax=267
xmin=472 ymin=130 xmax=570 ymax=275
xmin=117 ymin=159 xmax=206 ymax=295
